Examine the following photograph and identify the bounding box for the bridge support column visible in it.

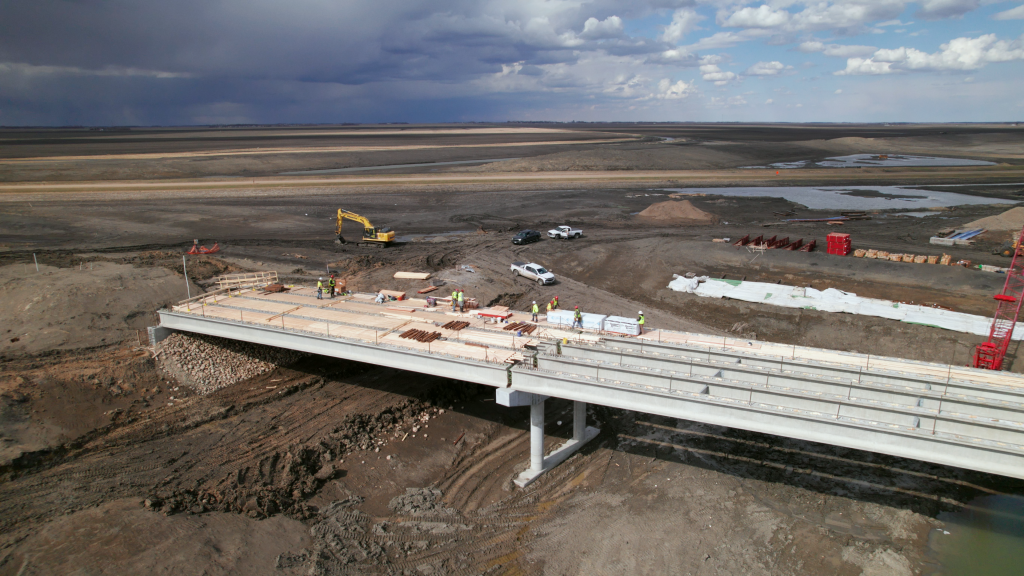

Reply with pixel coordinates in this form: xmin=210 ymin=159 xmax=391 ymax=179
xmin=497 ymin=389 xmax=600 ymax=488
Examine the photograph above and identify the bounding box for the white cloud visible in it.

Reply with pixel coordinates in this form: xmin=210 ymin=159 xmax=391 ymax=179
xmin=715 ymin=1 xmax=907 ymax=35
xmin=709 ymin=95 xmax=748 ymax=107
xmin=661 ymin=9 xmax=702 ymax=43
xmin=719 ymin=5 xmax=790 ymax=28
xmin=789 ymin=0 xmax=905 ymax=32
xmin=836 ymin=57 xmax=896 ymax=74
xmin=994 ymin=5 xmax=1024 ymax=19
xmin=656 ymin=78 xmax=697 ymax=99
xmin=746 ymin=60 xmax=794 ymax=75
xmin=799 ymin=40 xmax=826 ymax=52
xmin=700 ymin=63 xmax=738 ymax=84
xmin=580 ymin=16 xmax=624 ymax=40
xmin=682 ymin=29 xmax=774 ymax=51
xmin=916 ymin=0 xmax=982 ymax=20
xmin=765 ymin=98 xmax=774 ymax=104
xmin=877 ymin=19 xmax=913 ymax=26
xmin=835 ymin=88 xmax=843 ymax=93
xmin=499 ymin=61 xmax=524 ymax=76
xmin=647 ymin=48 xmax=699 ymax=65
xmin=799 ymin=41 xmax=878 ymax=57
xmin=835 ymin=33 xmax=1024 ymax=75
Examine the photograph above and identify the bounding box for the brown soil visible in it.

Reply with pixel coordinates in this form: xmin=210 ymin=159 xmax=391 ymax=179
xmin=637 ymin=199 xmax=718 ymax=223
xmin=3 ymin=126 xmax=1024 ymax=575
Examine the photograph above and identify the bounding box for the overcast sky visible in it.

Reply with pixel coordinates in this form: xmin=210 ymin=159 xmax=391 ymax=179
xmin=1 ymin=1 xmax=1022 ymax=125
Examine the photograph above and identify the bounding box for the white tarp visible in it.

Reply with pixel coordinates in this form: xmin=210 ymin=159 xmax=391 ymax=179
xmin=545 ymin=309 xmax=605 ymax=330
xmin=669 ymin=275 xmax=1023 ymax=340
xmin=605 ymin=316 xmax=640 ymax=336
xmin=546 ymin=310 xmax=575 ymax=327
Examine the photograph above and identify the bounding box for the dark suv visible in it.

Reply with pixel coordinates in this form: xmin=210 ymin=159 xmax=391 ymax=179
xmin=512 ymin=230 xmax=541 ymax=245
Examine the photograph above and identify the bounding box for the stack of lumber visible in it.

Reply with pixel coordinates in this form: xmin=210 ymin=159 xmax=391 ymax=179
xmin=394 ymin=272 xmax=432 ymax=280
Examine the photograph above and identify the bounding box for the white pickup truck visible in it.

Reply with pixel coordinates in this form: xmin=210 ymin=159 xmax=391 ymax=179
xmin=547 ymin=225 xmax=583 ymax=239
xmin=511 ymin=261 xmax=556 ymax=285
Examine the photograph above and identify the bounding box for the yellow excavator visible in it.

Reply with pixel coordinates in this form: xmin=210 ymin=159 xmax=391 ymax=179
xmin=335 ymin=209 xmax=395 ymax=247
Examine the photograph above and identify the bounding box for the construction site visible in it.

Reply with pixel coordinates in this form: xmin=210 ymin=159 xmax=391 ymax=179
xmin=3 ymin=123 xmax=1024 ymax=575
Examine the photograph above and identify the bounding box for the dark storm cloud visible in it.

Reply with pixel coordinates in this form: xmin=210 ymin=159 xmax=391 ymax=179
xmin=0 ymin=0 xmax=703 ymax=124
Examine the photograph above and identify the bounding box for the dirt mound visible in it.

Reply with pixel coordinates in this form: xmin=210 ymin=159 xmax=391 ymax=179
xmin=963 ymin=206 xmax=1024 ymax=232
xmin=637 ymin=200 xmax=719 ymax=223
xmin=0 ymin=262 xmax=191 ymax=355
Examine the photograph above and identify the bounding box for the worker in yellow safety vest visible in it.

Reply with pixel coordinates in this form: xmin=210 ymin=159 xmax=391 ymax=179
xmin=317 ymin=277 xmax=324 ymax=300
xmin=638 ymin=311 xmax=645 ymax=334
xmin=572 ymin=305 xmax=582 ymax=329
xmin=531 ymin=301 xmax=539 ymax=322
xmin=457 ymin=289 xmax=465 ymax=312
xmin=451 ymin=290 xmax=458 ymax=311
xmin=546 ymin=300 xmax=553 ymax=313
xmin=552 ymin=296 xmax=559 ymax=309
xmin=328 ymin=275 xmax=336 ymax=298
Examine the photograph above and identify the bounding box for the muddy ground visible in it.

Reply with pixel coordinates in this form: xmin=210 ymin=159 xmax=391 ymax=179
xmin=3 ymin=125 xmax=1024 ymax=575
xmin=2 ymin=123 xmax=1021 ymax=182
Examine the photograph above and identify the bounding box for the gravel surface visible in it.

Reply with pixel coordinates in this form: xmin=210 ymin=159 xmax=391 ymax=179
xmin=159 ymin=332 xmax=307 ymax=394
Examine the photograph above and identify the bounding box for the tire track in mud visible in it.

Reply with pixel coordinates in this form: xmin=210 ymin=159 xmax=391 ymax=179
xmin=0 ymin=362 xmax=448 ymax=560
xmin=3 ymin=346 xmax=614 ymax=575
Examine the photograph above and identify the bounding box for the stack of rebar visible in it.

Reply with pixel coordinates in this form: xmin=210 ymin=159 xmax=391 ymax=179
xmin=502 ymin=322 xmax=536 ymax=334
xmin=399 ymin=329 xmax=442 ymax=343
xmin=441 ymin=321 xmax=470 ymax=330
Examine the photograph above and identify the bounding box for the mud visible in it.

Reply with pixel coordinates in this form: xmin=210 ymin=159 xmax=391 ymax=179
xmin=3 ymin=125 xmax=1024 ymax=575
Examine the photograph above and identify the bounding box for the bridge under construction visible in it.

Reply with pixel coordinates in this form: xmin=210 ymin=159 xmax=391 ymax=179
xmin=152 ymin=282 xmax=1024 ymax=485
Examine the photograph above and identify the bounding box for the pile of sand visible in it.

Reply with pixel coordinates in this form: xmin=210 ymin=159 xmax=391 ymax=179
xmin=637 ymin=200 xmax=719 ymax=223
xmin=963 ymin=207 xmax=1024 ymax=232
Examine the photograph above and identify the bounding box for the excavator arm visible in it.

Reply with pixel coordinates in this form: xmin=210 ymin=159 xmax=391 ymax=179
xmin=336 ymin=209 xmax=395 ymax=245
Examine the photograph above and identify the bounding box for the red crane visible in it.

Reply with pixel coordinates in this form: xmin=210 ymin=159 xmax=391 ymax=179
xmin=974 ymin=227 xmax=1024 ymax=370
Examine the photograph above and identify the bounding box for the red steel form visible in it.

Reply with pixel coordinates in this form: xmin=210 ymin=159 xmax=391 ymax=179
xmin=974 ymin=225 xmax=1024 ymax=370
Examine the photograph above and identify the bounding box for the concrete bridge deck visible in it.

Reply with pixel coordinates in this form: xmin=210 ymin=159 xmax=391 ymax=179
xmin=154 ymin=285 xmax=1024 ymax=482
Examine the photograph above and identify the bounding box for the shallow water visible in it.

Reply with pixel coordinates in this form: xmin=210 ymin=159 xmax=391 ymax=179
xmin=741 ymin=155 xmax=995 ymax=170
xmin=818 ymin=154 xmax=995 ymax=168
xmin=661 ymin=186 xmax=1018 ymax=211
xmin=930 ymin=494 xmax=1024 ymax=576
xmin=279 ymin=158 xmax=520 ymax=175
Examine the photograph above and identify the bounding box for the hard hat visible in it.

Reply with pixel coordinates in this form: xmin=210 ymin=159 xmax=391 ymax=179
xmin=639 ymin=311 xmax=643 ymax=314
xmin=575 ymin=305 xmax=579 ymax=308
xmin=319 ymin=277 xmax=323 ymax=280
xmin=533 ymin=301 xmax=536 ymax=304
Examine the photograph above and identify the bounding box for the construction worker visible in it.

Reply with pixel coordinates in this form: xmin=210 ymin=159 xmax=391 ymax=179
xmin=316 ymin=277 xmax=324 ymax=300
xmin=457 ymin=289 xmax=465 ymax=312
xmin=451 ymin=289 xmax=459 ymax=311
xmin=531 ymin=301 xmax=539 ymax=322
xmin=546 ymin=300 xmax=553 ymax=314
xmin=638 ymin=311 xmax=645 ymax=335
xmin=572 ymin=305 xmax=582 ymax=329
xmin=552 ymin=296 xmax=559 ymax=309
xmin=328 ymin=274 xmax=336 ymax=298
